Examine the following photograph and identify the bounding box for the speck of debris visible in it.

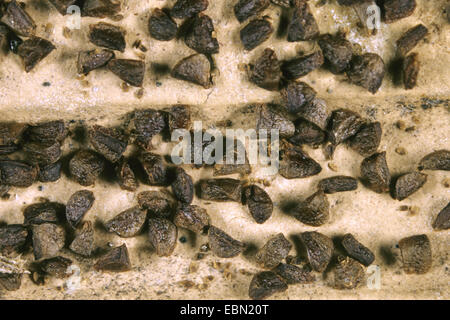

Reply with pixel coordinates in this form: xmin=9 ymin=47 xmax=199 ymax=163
xmin=179 ymin=236 xmax=187 ymax=243
xmin=442 ymin=178 xmax=450 ymax=188
xmin=156 ymin=81 xmax=162 ymax=87
xmin=396 ymin=120 xmax=406 ymax=130
xmin=421 ymin=98 xmax=448 ymax=110
xmin=395 ymin=147 xmax=407 ymax=155
xmin=328 ymin=162 xmax=338 ymax=172
xmin=42 ymin=82 xmax=51 ymax=87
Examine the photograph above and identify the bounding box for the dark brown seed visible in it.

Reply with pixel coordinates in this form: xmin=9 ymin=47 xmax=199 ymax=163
xmin=148 ymin=8 xmax=178 ymax=41
xmin=292 ymin=190 xmax=329 ymax=226
xmin=287 ymin=0 xmax=319 ymax=42
xmin=418 ymin=150 xmax=450 ymax=171
xmin=139 ymin=153 xmax=168 ymax=186
xmin=171 ymin=167 xmax=194 ymax=204
xmin=105 ymin=206 xmax=147 ymax=238
xmin=327 ymin=109 xmax=364 ymax=145
xmin=274 ymin=263 xmax=315 ymax=284
xmin=248 ymin=271 xmax=287 ymax=300
xmin=108 ymin=59 xmax=145 ymax=87
xmin=32 ymin=223 xmax=65 ymax=260
xmin=249 ymin=48 xmax=281 ymax=91
xmin=396 ymin=24 xmax=428 ymax=56
xmin=88 ymin=125 xmax=127 ymax=163
xmin=256 ymin=233 xmax=292 ymax=269
xmin=23 ymin=141 xmax=62 ymax=166
xmin=48 ymin=0 xmax=78 ymax=15
xmin=300 ymin=231 xmax=334 ymax=272
xmin=243 ymin=185 xmax=273 ymax=224
xmin=69 ymin=221 xmax=95 ymax=256
xmin=318 ymin=33 xmax=353 ymax=74
xmin=289 ymin=118 xmax=326 ymax=147
xmin=432 ymin=202 xmax=450 ymax=231
xmin=240 ymin=18 xmax=273 ymax=51
xmin=279 ymin=141 xmax=322 ymax=179
xmin=185 ymin=14 xmax=219 ymax=55
xmin=0 ymin=185 xmax=10 ymax=198
xmin=348 ymin=121 xmax=382 ymax=157
xmin=82 ymin=0 xmax=122 ymax=18
xmin=137 ymin=190 xmax=174 ymax=218
xmin=342 ymin=233 xmax=375 ymax=266
xmin=77 ymin=49 xmax=115 ymax=75
xmin=334 ymin=255 xmax=365 ymax=289
xmin=318 ymin=176 xmax=358 ymax=194
xmin=0 ymin=224 xmax=28 ymax=256
xmin=170 ymin=0 xmax=209 ymax=19
xmin=0 ymin=273 xmax=22 ymax=291
xmin=23 ymin=202 xmax=64 ymax=226
xmin=148 ymin=218 xmax=177 ymax=257
xmin=208 ymin=226 xmax=245 ymax=258
xmin=0 ymin=0 xmax=36 ymax=36
xmin=164 ymin=105 xmax=191 ymax=132
xmin=347 ymin=53 xmax=385 ymax=94
xmin=360 ymin=151 xmax=391 ymax=193
xmin=383 ymin=0 xmax=416 ymax=24
xmin=234 ymin=0 xmax=270 ymax=23
xmin=398 ymin=234 xmax=431 ymax=274
xmin=257 ymin=105 xmax=295 ymax=138
xmin=39 ymin=256 xmax=72 ymax=278
xmin=115 ymin=158 xmax=138 ymax=191
xmin=0 ymin=122 xmax=27 ymax=154
xmin=403 ymin=52 xmax=420 ymax=90
xmin=171 ymin=54 xmax=212 ymax=88
xmin=281 ymin=50 xmax=324 ymax=80
xmin=17 ymin=37 xmax=56 ymax=72
xmin=27 ymin=120 xmax=67 ymax=143
xmin=69 ymin=150 xmax=105 ymax=186
xmin=128 ymin=109 xmax=166 ymax=151
xmin=66 ymin=190 xmax=95 ymax=228
xmin=38 ymin=161 xmax=62 ymax=183
xmin=281 ymin=81 xmax=317 ymax=115
xmin=94 ymin=244 xmax=131 ymax=272
xmin=213 ymin=138 xmax=252 ymax=176
xmin=199 ymin=178 xmax=242 ymax=202
xmin=173 ymin=204 xmax=210 ymax=233
xmin=392 ymin=171 xmax=427 ymax=201
xmin=0 ymin=160 xmax=38 ymax=187
xmin=89 ymin=22 xmax=126 ymax=52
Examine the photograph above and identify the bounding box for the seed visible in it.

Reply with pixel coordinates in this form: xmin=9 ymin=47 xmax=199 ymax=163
xmin=0 ymin=0 xmax=36 ymax=36
xmin=256 ymin=233 xmax=292 ymax=269
xmin=240 ymin=18 xmax=273 ymax=51
xmin=77 ymin=49 xmax=115 ymax=75
xmin=0 ymin=225 xmax=28 ymax=256
xmin=94 ymin=244 xmax=131 ymax=272
xmin=243 ymin=185 xmax=273 ymax=224
xmin=300 ymin=231 xmax=334 ymax=272
xmin=66 ymin=190 xmax=95 ymax=229
xmin=38 ymin=161 xmax=62 ymax=183
xmin=281 ymin=81 xmax=317 ymax=115
xmin=208 ymin=226 xmax=245 ymax=258
xmin=248 ymin=271 xmax=287 ymax=300
xmin=318 ymin=176 xmax=358 ymax=194
xmin=48 ymin=0 xmax=77 ymax=15
xmin=105 ymin=206 xmax=147 ymax=237
xmin=23 ymin=141 xmax=62 ymax=166
xmin=346 ymin=53 xmax=385 ymax=94
xmin=82 ymin=0 xmax=122 ymax=18
xmin=115 ymin=158 xmax=138 ymax=191
xmin=171 ymin=167 xmax=194 ymax=204
xmin=247 ymin=48 xmax=281 ymax=91
xmin=185 ymin=14 xmax=219 ymax=55
xmin=212 ymin=141 xmax=252 ymax=176
xmin=0 ymin=122 xmax=27 ymax=154
xmin=257 ymin=104 xmax=295 ymax=138
xmin=403 ymin=53 xmax=420 ymax=90
xmin=164 ymin=105 xmax=191 ymax=132
xmin=348 ymin=121 xmax=382 ymax=157
xmin=360 ymin=151 xmax=391 ymax=193
xmin=292 ymin=190 xmax=329 ymax=226
xmin=0 ymin=273 xmax=22 ymax=291
xmin=279 ymin=141 xmax=322 ymax=179
xmin=139 ymin=153 xmax=169 ymax=186
xmin=282 ymin=50 xmax=324 ymax=80
xmin=88 ymin=125 xmax=128 ymax=163
xmin=432 ymin=202 xmax=450 ymax=231
xmin=32 ymin=223 xmax=66 ymax=260
xmin=170 ymin=0 xmax=209 ymax=19
xmin=127 ymin=109 xmax=166 ymax=151
xmin=398 ymin=234 xmax=431 ymax=274
xmin=333 ymin=255 xmax=365 ymax=289
xmin=0 ymin=160 xmax=38 ymax=187
xmin=137 ymin=190 xmax=174 ymax=218
xmin=418 ymin=150 xmax=450 ymax=171
xmin=89 ymin=22 xmax=126 ymax=52
xmin=234 ymin=0 xmax=270 ymax=23
xmin=108 ymin=59 xmax=145 ymax=87
xmin=274 ymin=263 xmax=315 ymax=284
xmin=69 ymin=221 xmax=95 ymax=257
xmin=287 ymin=0 xmax=319 ymax=42
xmin=341 ymin=233 xmax=375 ymax=266
xmin=199 ymin=178 xmax=242 ymax=202
xmin=0 ymin=26 xmax=9 ymax=54
xmin=383 ymin=0 xmax=416 ymax=24
xmin=392 ymin=172 xmax=427 ymax=201
xmin=318 ymin=33 xmax=353 ymax=74
xmin=39 ymin=256 xmax=72 ymax=278
xmin=23 ymin=202 xmax=64 ymax=226
xmin=396 ymin=24 xmax=428 ymax=57
xmin=27 ymin=120 xmax=67 ymax=143
xmin=17 ymin=37 xmax=56 ymax=72
xmin=327 ymin=109 xmax=364 ymax=145
xmin=148 ymin=8 xmax=178 ymax=41
xmin=289 ymin=119 xmax=325 ymax=147
xmin=171 ymin=54 xmax=212 ymax=88
xmin=148 ymin=218 xmax=178 ymax=257
xmin=173 ymin=204 xmax=210 ymax=233
xmin=69 ymin=150 xmax=105 ymax=186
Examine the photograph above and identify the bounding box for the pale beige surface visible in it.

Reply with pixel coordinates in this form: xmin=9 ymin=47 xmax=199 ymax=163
xmin=0 ymin=0 xmax=449 ymax=300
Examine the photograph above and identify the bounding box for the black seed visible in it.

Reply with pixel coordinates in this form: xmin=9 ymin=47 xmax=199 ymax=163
xmin=257 ymin=104 xmax=295 ymax=138
xmin=27 ymin=120 xmax=67 ymax=143
xmin=148 ymin=8 xmax=178 ymax=41
xmin=164 ymin=105 xmax=191 ymax=132
xmin=418 ymin=150 xmax=450 ymax=171
xmin=89 ymin=22 xmax=126 ymax=52
xmin=289 ymin=118 xmax=326 ymax=147
xmin=287 ymin=0 xmax=319 ymax=42
xmin=82 ymin=0 xmax=122 ymax=18
xmin=0 ymin=0 xmax=36 ymax=36
xmin=185 ymin=14 xmax=219 ymax=55
xmin=0 ymin=224 xmax=28 ymax=256
xmin=174 ymin=204 xmax=210 ymax=233
xmin=243 ymin=185 xmax=273 ymax=224
xmin=240 ymin=18 xmax=273 ymax=51
xmin=346 ymin=53 xmax=385 ymax=94
xmin=32 ymin=223 xmax=66 ymax=260
xmin=281 ymin=50 xmax=324 ymax=80
xmin=208 ymin=226 xmax=245 ymax=258
xmin=327 ymin=109 xmax=364 ymax=145
xmin=256 ymin=233 xmax=292 ymax=269
xmin=432 ymin=202 xmax=450 ymax=231
xmin=23 ymin=141 xmax=62 ymax=166
xmin=94 ymin=244 xmax=131 ymax=272
xmin=0 ymin=122 xmax=27 ymax=154
xmin=23 ymin=202 xmax=64 ymax=226
xmin=199 ymin=178 xmax=243 ymax=202
xmin=279 ymin=141 xmax=322 ymax=179
xmin=48 ymin=0 xmax=78 ymax=15
xmin=403 ymin=52 xmax=420 ymax=90
xmin=89 ymin=125 xmax=127 ymax=163
xmin=128 ymin=109 xmax=166 ymax=151
xmin=318 ymin=33 xmax=353 ymax=74
xmin=66 ymin=190 xmax=95 ymax=228
xmin=170 ymin=0 xmax=209 ymax=19
xmin=69 ymin=150 xmax=105 ymax=186
xmin=398 ymin=234 xmax=431 ymax=274
xmin=300 ymin=231 xmax=333 ymax=272
xmin=17 ymin=37 xmax=56 ymax=72
xmin=0 ymin=160 xmax=38 ymax=187
xmin=105 ymin=206 xmax=147 ymax=238
xmin=292 ymin=190 xmax=329 ymax=226
xmin=318 ymin=176 xmax=358 ymax=194
xmin=69 ymin=221 xmax=95 ymax=257
xmin=234 ymin=0 xmax=270 ymax=23
xmin=38 ymin=161 xmax=62 ymax=183
xmin=274 ymin=263 xmax=315 ymax=284
xmin=0 ymin=273 xmax=22 ymax=291
xmin=396 ymin=24 xmax=428 ymax=57
xmin=115 ymin=158 xmax=138 ymax=191
xmin=39 ymin=256 xmax=72 ymax=278
xmin=348 ymin=121 xmax=382 ymax=157
xmin=333 ymin=255 xmax=365 ymax=289
xmin=249 ymin=48 xmax=281 ymax=91
xmin=392 ymin=171 xmax=427 ymax=201
xmin=171 ymin=167 xmax=194 ymax=204
xmin=108 ymin=59 xmax=145 ymax=87
xmin=342 ymin=233 xmax=375 ymax=266
xmin=139 ymin=152 xmax=168 ymax=186
xmin=171 ymin=53 xmax=212 ymax=88
xmin=248 ymin=271 xmax=287 ymax=300
xmin=148 ymin=218 xmax=178 ymax=257
xmin=383 ymin=0 xmax=416 ymax=24
xmin=77 ymin=49 xmax=115 ymax=75
xmin=137 ymin=190 xmax=174 ymax=218
xmin=360 ymin=151 xmax=391 ymax=193
xmin=281 ymin=81 xmax=317 ymax=115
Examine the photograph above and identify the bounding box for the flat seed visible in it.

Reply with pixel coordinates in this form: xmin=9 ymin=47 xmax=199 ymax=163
xmin=292 ymin=190 xmax=329 ymax=226
xmin=281 ymin=50 xmax=324 ymax=80
xmin=346 ymin=53 xmax=385 ymax=94
xmin=398 ymin=234 xmax=431 ymax=274
xmin=17 ymin=37 xmax=55 ymax=72
xmin=127 ymin=109 xmax=166 ymax=151
xmin=69 ymin=221 xmax=95 ymax=257
xmin=249 ymin=48 xmax=281 ymax=91
xmin=333 ymin=255 xmax=365 ymax=289
xmin=396 ymin=24 xmax=428 ymax=57
xmin=432 ymin=202 xmax=450 ymax=231
xmin=300 ymin=231 xmax=333 ymax=272
xmin=38 ymin=161 xmax=62 ymax=183
xmin=0 ymin=0 xmax=36 ymax=36
xmin=82 ymin=0 xmax=122 ymax=18
xmin=403 ymin=53 xmax=420 ymax=90
xmin=185 ymin=14 xmax=219 ymax=55
xmin=89 ymin=22 xmax=126 ymax=52
xmin=32 ymin=223 xmax=65 ymax=260
xmin=383 ymin=0 xmax=416 ymax=24
xmin=0 ymin=273 xmax=22 ymax=291
xmin=89 ymin=125 xmax=128 ymax=163
xmin=281 ymin=81 xmax=317 ymax=115
xmin=0 ymin=225 xmax=28 ymax=256
xmin=199 ymin=178 xmax=242 ymax=202
xmin=274 ymin=263 xmax=315 ymax=284
xmin=279 ymin=141 xmax=322 ymax=179
xmin=208 ymin=226 xmax=245 ymax=258
xmin=115 ymin=158 xmax=138 ymax=191
xmin=327 ymin=109 xmax=364 ymax=145
xmin=0 ymin=160 xmax=38 ymax=187
xmin=39 ymin=256 xmax=72 ymax=278
xmin=170 ymin=0 xmax=209 ymax=19
xmin=243 ymin=185 xmax=273 ymax=224
xmin=164 ymin=105 xmax=191 ymax=132
xmin=66 ymin=190 xmax=95 ymax=228
xmin=360 ymin=151 xmax=391 ymax=193
xmin=23 ymin=141 xmax=62 ymax=166
xmin=105 ymin=206 xmax=147 ymax=237
xmin=318 ymin=33 xmax=353 ymax=74
xmin=348 ymin=121 xmax=382 ymax=157
xmin=148 ymin=218 xmax=178 ymax=257
xmin=137 ymin=190 xmax=174 ymax=218
xmin=171 ymin=167 xmax=194 ymax=204
xmin=257 ymin=104 xmax=295 ymax=138
xmin=27 ymin=120 xmax=67 ymax=143
xmin=289 ymin=118 xmax=326 ymax=147
xmin=256 ymin=233 xmax=292 ymax=269
xmin=171 ymin=54 xmax=212 ymax=88
xmin=418 ymin=150 xmax=450 ymax=171
xmin=248 ymin=271 xmax=287 ymax=300
xmin=342 ymin=233 xmax=375 ymax=266
xmin=108 ymin=59 xmax=145 ymax=87
xmin=392 ymin=171 xmax=427 ymax=201
xmin=174 ymin=204 xmax=210 ymax=233
xmin=287 ymin=0 xmax=319 ymax=41
xmin=148 ymin=8 xmax=178 ymax=41
xmin=139 ymin=153 xmax=169 ymax=186
xmin=69 ymin=150 xmax=105 ymax=186
xmin=23 ymin=202 xmax=64 ymax=226
xmin=77 ymin=49 xmax=115 ymax=75
xmin=234 ymin=0 xmax=270 ymax=23
xmin=318 ymin=176 xmax=358 ymax=194
xmin=240 ymin=18 xmax=273 ymax=51
xmin=94 ymin=244 xmax=131 ymax=272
